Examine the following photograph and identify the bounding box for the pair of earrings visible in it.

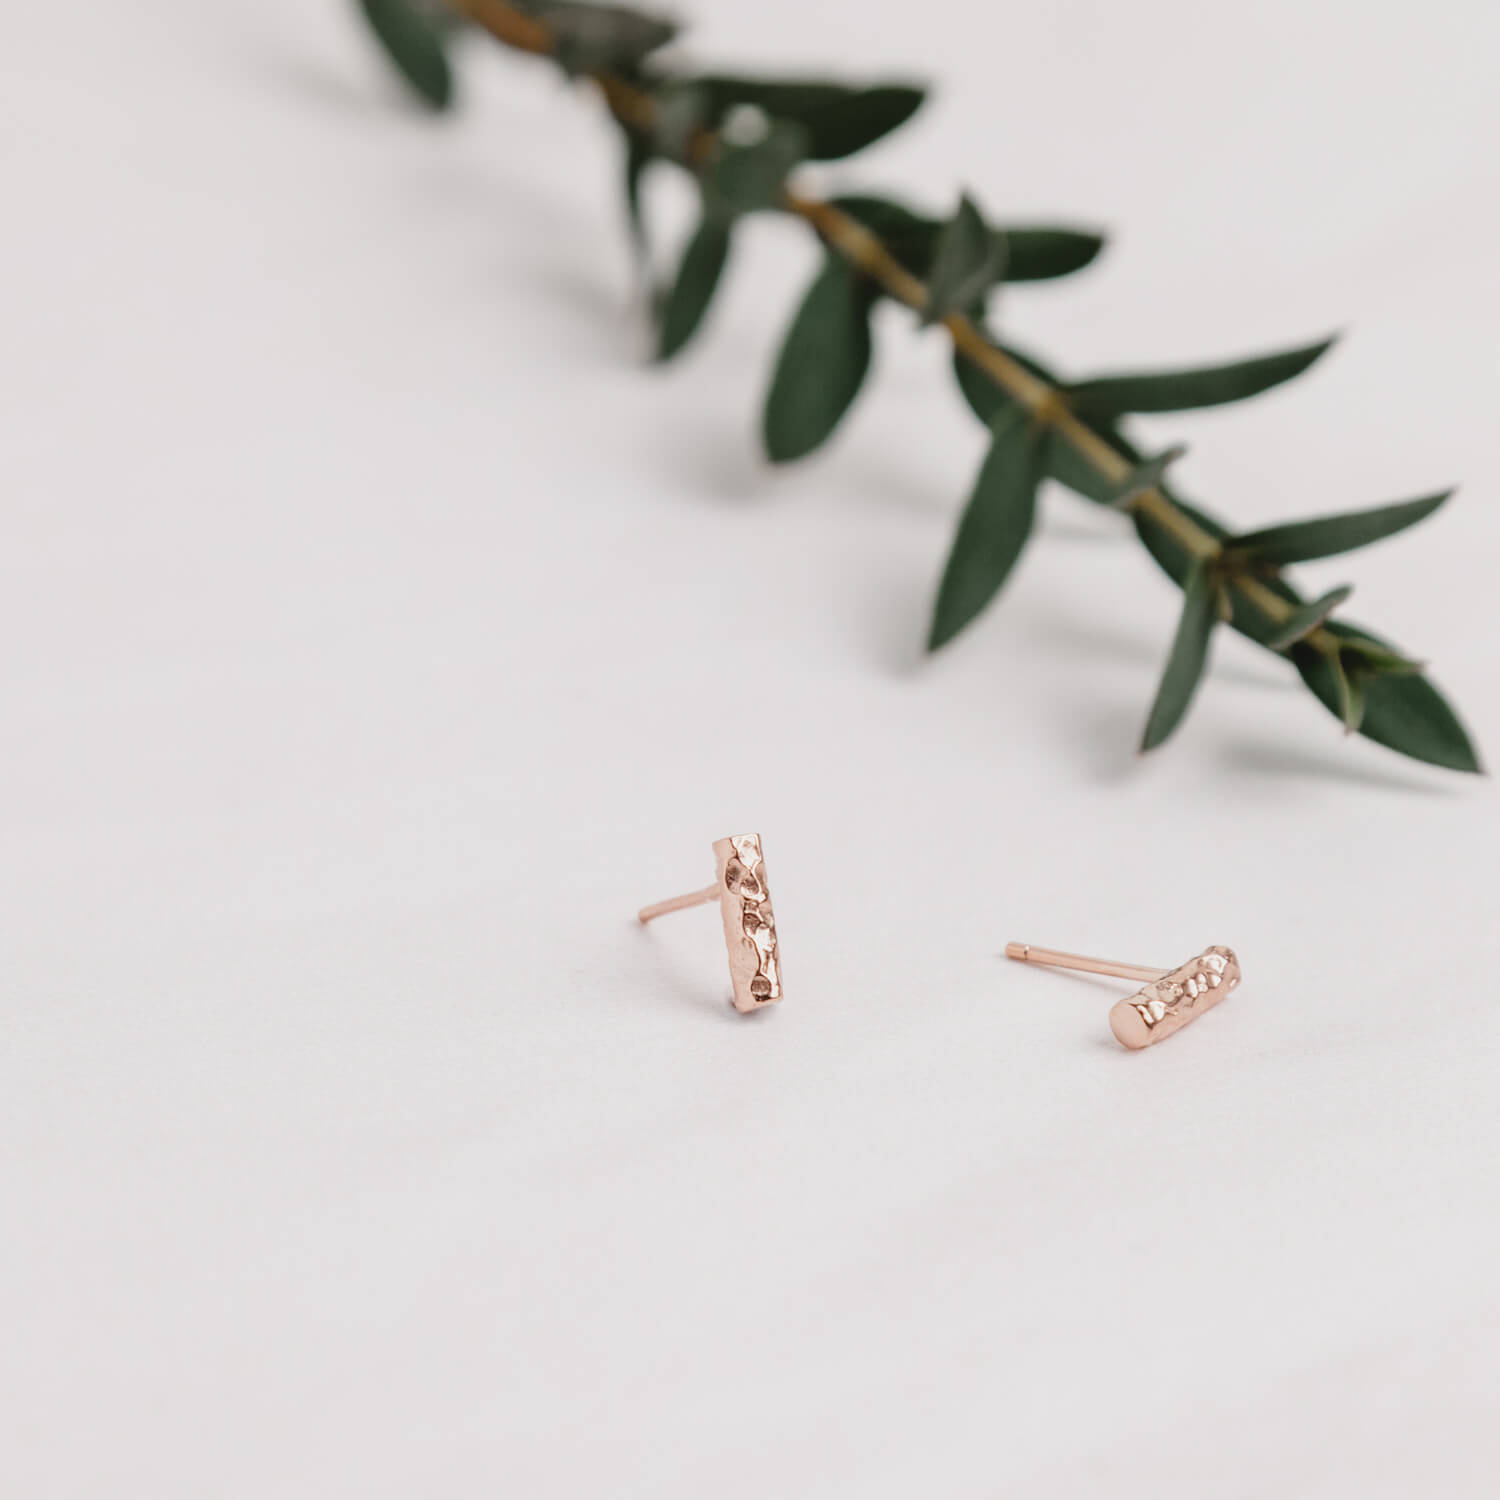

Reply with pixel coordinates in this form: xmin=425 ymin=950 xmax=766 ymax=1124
xmin=638 ymin=833 xmax=1241 ymax=1050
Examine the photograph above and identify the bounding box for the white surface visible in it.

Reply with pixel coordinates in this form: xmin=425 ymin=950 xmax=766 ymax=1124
xmin=4 ymin=2 xmax=1499 ymax=1495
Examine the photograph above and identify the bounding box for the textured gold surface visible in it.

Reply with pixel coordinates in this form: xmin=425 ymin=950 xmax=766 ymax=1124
xmin=1109 ymin=946 xmax=1240 ymax=1049
xmin=713 ymin=834 xmax=781 ymax=1013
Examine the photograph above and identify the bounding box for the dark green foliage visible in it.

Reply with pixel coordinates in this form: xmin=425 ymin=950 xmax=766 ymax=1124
xmin=1134 ymin=490 xmax=1290 ymax=653
xmin=921 ymin=193 xmax=1001 ymax=326
xmin=1068 ymin=337 xmax=1336 ymax=417
xmin=1141 ymin=565 xmax=1220 ymax=750
xmin=950 ymin=339 xmax=1053 ymax=426
xmin=683 ymin=78 xmax=925 ymax=160
xmin=952 ymin=344 xmax=1006 ymax=427
xmin=950 ymin=341 xmax=1141 ymax=506
xmin=705 ymin=122 xmax=809 ymax=216
xmin=1293 ymin=624 xmax=1481 ymax=772
xmin=831 ymin=196 xmax=1104 ymax=284
xmin=622 ymin=127 xmax=652 ymax=257
xmin=649 ymin=80 xmax=709 ymax=158
xmin=763 ymin=256 xmax=877 ymax=462
xmin=1230 ymin=491 xmax=1451 ymax=565
xmin=929 ymin=408 xmax=1042 ymax=649
xmin=1103 ymin=446 xmax=1187 ymax=509
xmin=537 ymin=2 xmax=677 ymax=75
xmin=1004 ymin=229 xmax=1107 ymax=282
xmin=657 ymin=216 xmax=731 ymax=359
xmin=357 ymin=0 xmax=453 ymax=108
xmin=356 ymin=1 xmax=1479 ymax=773
xmin=1265 ymin=585 xmax=1354 ymax=651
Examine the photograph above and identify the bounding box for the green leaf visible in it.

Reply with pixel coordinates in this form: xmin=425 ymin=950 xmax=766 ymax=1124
xmin=798 ymin=84 xmax=925 ymax=160
xmin=656 ymin=216 xmax=731 ymax=360
xmin=1132 ymin=494 xmax=1226 ymax=584
xmin=1003 ymin=229 xmax=1106 ymax=282
xmin=357 ymin=0 xmax=453 ymax=109
xmin=1068 ymin=336 xmax=1336 ymax=418
xmin=920 ymin=193 xmax=1002 ymax=327
xmin=541 ymin=3 xmax=677 ymax=75
xmin=1229 ymin=490 xmax=1452 ymax=565
xmin=762 ymin=255 xmax=876 ymax=462
xmin=1141 ymin=564 xmax=1220 ymax=751
xmin=683 ymin=78 xmax=925 ymax=160
xmin=1264 ymin=585 xmax=1354 ymax=651
xmin=648 ymin=79 xmax=707 ymax=159
xmin=1136 ymin=493 xmax=1317 ymax=652
xmin=704 ymin=121 xmax=808 ymax=217
xmin=1331 ymin=653 xmax=1366 ymax=734
xmin=827 ymin=193 xmax=929 ymax=239
xmin=829 ymin=196 xmax=1102 ymax=287
xmin=951 ymin=338 xmax=1055 ymax=424
xmin=950 ymin=339 xmax=1141 ymax=504
xmin=622 ymin=127 xmax=651 ymax=259
xmin=1046 ymin=425 xmax=1141 ymax=505
xmin=1341 ymin=640 xmax=1424 ymax=675
xmin=951 ymin=347 xmax=1009 ymax=427
xmin=1104 ymin=446 xmax=1187 ymax=509
xmin=1292 ymin=623 xmax=1481 ymax=772
xmin=929 ymin=408 xmax=1042 ymax=649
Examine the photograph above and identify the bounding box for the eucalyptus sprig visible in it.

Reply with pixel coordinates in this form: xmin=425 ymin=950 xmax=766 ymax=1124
xmin=352 ymin=0 xmax=1482 ymax=774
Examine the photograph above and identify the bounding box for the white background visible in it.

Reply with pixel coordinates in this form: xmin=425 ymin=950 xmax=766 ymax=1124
xmin=4 ymin=1 xmax=1499 ymax=1495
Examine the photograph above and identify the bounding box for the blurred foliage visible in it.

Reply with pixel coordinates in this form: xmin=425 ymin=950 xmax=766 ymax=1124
xmin=352 ymin=0 xmax=1480 ymax=774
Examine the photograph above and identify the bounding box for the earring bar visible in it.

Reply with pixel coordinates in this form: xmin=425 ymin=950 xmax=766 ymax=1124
xmin=1005 ymin=942 xmax=1170 ymax=985
xmin=636 ymin=835 xmax=783 ymax=1013
xmin=638 ymin=883 xmax=720 ymax=925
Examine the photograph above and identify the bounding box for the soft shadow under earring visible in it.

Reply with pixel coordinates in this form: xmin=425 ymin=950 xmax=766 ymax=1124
xmin=1005 ymin=941 xmax=1241 ymax=1049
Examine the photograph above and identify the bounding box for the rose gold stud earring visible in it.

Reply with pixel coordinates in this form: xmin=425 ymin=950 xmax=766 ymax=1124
xmin=1005 ymin=940 xmax=1241 ymax=1049
xmin=637 ymin=834 xmax=783 ymax=1013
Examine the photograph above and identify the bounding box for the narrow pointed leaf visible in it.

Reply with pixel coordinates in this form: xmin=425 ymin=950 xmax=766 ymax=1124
xmin=1230 ymin=490 xmax=1451 ymax=565
xmin=1069 ymin=336 xmax=1336 ymax=417
xmin=1294 ymin=625 xmax=1478 ymax=768
xmin=1134 ymin=493 xmax=1227 ymax=585
xmin=952 ymin=346 xmax=1007 ymax=427
xmin=656 ymin=216 xmax=731 ymax=360
xmin=784 ymin=83 xmax=925 ymax=160
xmin=705 ymin=121 xmax=808 ymax=217
xmin=545 ymin=4 xmax=677 ymax=75
xmin=951 ymin=339 xmax=1138 ymax=504
xmin=762 ymin=255 xmax=876 ymax=462
xmin=929 ymin=408 xmax=1042 ymax=649
xmin=1264 ymin=585 xmax=1354 ymax=651
xmin=1136 ymin=494 xmax=1315 ymax=651
xmin=622 ymin=128 xmax=651 ymax=260
xmin=357 ymin=0 xmax=453 ymax=109
xmin=950 ymin=339 xmax=1055 ymax=426
xmin=685 ymin=78 xmax=925 ymax=161
xmin=921 ymin=193 xmax=1001 ymax=327
xmin=1292 ymin=624 xmax=1480 ymax=771
xmin=1141 ymin=565 xmax=1220 ymax=751
xmin=828 ymin=193 xmax=929 ymax=238
xmin=1104 ymin=446 xmax=1187 ymax=509
xmin=1341 ymin=640 xmax=1424 ymax=675
xmin=1047 ymin=428 xmax=1140 ymax=505
xmin=1332 ymin=655 xmax=1366 ymax=734
xmin=831 ymin=198 xmax=1100 ymax=286
xmin=1003 ymin=228 xmax=1106 ymax=282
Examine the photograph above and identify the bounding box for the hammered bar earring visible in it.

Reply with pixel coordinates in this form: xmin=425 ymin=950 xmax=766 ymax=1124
xmin=637 ymin=834 xmax=783 ymax=1013
xmin=1005 ymin=941 xmax=1241 ymax=1049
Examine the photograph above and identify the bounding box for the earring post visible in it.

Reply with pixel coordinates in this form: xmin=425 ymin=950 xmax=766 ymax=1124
xmin=1005 ymin=942 xmax=1170 ymax=985
xmin=638 ymin=882 xmax=721 ymax=925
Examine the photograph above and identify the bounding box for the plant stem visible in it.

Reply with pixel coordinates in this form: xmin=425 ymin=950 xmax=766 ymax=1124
xmin=788 ymin=193 xmax=1222 ymax=563
xmin=452 ymin=0 xmax=1322 ymax=648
